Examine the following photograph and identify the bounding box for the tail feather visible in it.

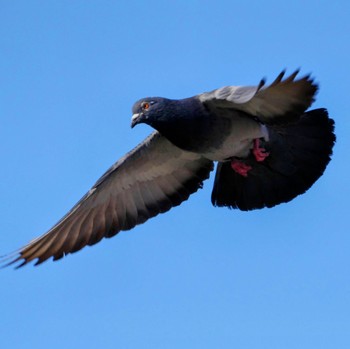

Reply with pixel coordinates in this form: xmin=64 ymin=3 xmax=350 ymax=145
xmin=211 ymin=108 xmax=335 ymax=211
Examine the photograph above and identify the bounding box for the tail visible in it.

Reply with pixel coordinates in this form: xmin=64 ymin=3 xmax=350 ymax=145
xmin=211 ymin=108 xmax=335 ymax=210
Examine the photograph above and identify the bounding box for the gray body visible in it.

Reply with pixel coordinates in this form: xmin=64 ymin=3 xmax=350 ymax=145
xmin=133 ymin=96 xmax=266 ymax=160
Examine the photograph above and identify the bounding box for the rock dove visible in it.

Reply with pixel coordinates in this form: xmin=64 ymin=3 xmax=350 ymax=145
xmin=2 ymin=70 xmax=335 ymax=268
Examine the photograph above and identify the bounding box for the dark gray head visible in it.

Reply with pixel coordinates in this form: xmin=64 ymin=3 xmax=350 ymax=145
xmin=131 ymin=97 xmax=170 ymax=129
xmin=130 ymin=95 xmax=211 ymax=152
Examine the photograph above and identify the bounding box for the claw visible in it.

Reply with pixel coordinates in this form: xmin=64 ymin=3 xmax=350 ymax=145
xmin=231 ymin=159 xmax=252 ymax=177
xmin=253 ymin=138 xmax=269 ymax=162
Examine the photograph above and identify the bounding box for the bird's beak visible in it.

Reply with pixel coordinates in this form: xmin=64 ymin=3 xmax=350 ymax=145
xmin=131 ymin=113 xmax=142 ymax=128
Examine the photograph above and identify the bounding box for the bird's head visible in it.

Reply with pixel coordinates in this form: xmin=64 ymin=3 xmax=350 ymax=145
xmin=131 ymin=97 xmax=168 ymax=128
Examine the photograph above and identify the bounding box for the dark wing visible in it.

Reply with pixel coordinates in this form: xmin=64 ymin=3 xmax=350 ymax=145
xmin=198 ymin=70 xmax=317 ymax=124
xmin=4 ymin=132 xmax=213 ymax=267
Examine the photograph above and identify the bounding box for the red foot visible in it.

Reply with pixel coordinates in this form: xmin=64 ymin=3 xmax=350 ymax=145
xmin=253 ymin=138 xmax=269 ymax=162
xmin=231 ymin=159 xmax=252 ymax=177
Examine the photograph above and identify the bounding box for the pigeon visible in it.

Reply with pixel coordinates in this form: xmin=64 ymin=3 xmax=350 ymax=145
xmin=2 ymin=70 xmax=335 ymax=268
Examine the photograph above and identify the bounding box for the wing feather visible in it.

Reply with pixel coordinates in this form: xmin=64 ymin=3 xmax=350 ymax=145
xmin=198 ymin=70 xmax=318 ymax=124
xmin=4 ymin=131 xmax=213 ymax=267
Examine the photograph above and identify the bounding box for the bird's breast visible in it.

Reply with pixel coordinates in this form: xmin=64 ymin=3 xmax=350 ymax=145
xmin=196 ymin=115 xmax=265 ymax=161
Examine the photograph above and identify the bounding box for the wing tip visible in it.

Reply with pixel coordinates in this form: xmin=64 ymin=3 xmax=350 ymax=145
xmin=0 ymin=245 xmax=53 ymax=269
xmin=0 ymin=252 xmax=26 ymax=269
xmin=273 ymin=68 xmax=316 ymax=87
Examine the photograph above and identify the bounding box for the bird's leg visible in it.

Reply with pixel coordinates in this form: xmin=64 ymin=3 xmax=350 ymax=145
xmin=230 ymin=158 xmax=252 ymax=177
xmin=252 ymin=138 xmax=270 ymax=162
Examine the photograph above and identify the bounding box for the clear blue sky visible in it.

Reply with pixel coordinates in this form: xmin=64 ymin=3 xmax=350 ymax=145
xmin=1 ymin=1 xmax=349 ymax=348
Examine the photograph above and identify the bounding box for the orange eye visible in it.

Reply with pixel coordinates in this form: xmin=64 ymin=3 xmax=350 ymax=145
xmin=142 ymin=102 xmax=150 ymax=110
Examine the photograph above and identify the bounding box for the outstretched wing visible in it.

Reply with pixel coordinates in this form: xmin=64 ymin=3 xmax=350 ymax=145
xmin=4 ymin=132 xmax=213 ymax=267
xmin=198 ymin=70 xmax=317 ymax=124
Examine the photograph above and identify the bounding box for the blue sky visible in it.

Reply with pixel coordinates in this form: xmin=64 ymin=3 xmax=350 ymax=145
xmin=1 ymin=1 xmax=349 ymax=348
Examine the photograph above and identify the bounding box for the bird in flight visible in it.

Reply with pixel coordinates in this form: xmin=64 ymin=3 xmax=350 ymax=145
xmin=2 ymin=70 xmax=335 ymax=268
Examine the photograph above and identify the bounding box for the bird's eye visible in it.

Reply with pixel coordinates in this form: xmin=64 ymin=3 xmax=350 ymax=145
xmin=141 ymin=102 xmax=150 ymax=110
